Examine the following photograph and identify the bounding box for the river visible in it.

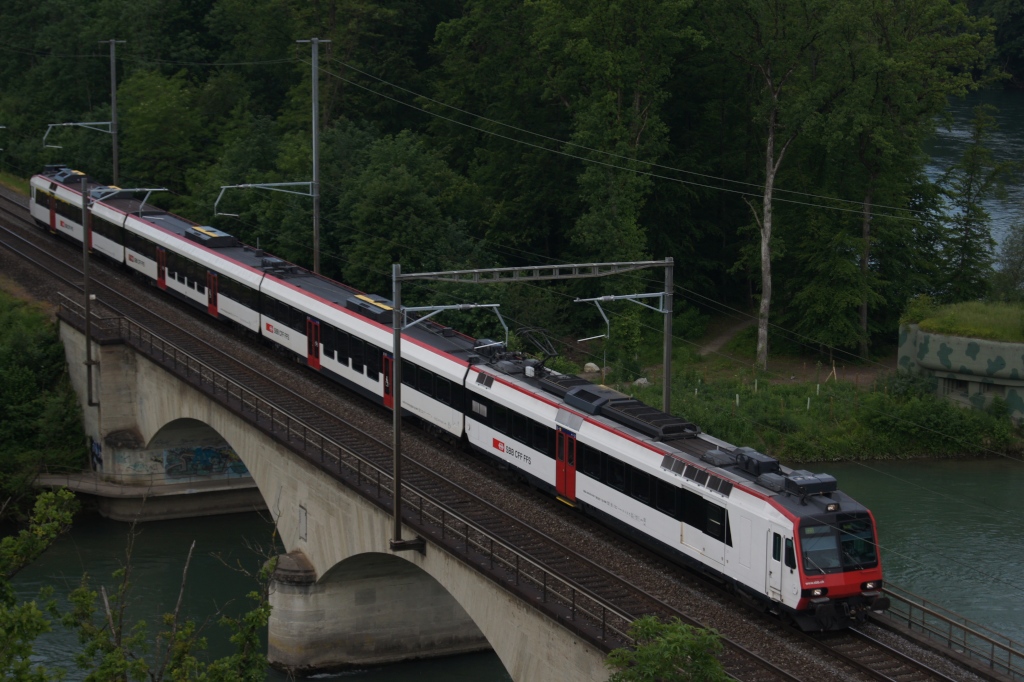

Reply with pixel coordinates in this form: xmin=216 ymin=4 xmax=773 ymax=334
xmin=925 ymin=88 xmax=1024 ymax=245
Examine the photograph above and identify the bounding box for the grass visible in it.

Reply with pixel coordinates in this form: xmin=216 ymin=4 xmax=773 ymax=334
xmin=0 ymin=169 xmax=29 ymax=195
xmin=917 ymin=301 xmax=1024 ymax=343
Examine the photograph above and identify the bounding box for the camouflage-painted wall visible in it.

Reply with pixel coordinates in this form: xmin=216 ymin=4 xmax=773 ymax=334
xmin=898 ymin=324 xmax=1024 ymax=420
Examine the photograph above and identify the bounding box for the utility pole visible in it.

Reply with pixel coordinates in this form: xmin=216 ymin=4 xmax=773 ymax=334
xmin=100 ymin=39 xmax=125 ymax=185
xmin=81 ymin=177 xmax=98 ymax=407
xmin=297 ymin=37 xmax=330 ymax=274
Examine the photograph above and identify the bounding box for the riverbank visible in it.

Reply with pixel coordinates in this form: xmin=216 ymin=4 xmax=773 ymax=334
xmin=620 ymin=316 xmax=1022 ymax=463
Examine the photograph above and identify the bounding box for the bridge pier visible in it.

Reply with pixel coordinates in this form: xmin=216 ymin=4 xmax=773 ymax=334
xmin=268 ymin=550 xmax=489 ymax=674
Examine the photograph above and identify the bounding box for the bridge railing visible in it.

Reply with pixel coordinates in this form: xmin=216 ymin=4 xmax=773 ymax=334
xmin=878 ymin=584 xmax=1024 ymax=680
xmin=57 ymin=297 xmax=638 ymax=649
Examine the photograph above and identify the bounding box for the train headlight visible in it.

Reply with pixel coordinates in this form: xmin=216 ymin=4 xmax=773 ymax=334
xmin=811 ymin=588 xmax=825 ymax=597
xmin=825 ymin=502 xmax=840 ymax=512
xmin=861 ymin=580 xmax=882 ymax=591
xmin=801 ymin=587 xmax=829 ymax=598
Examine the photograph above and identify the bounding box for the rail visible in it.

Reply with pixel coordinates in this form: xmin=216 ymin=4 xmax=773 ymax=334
xmin=879 ymin=584 xmax=1024 ymax=680
xmin=56 ymin=296 xmax=638 ymax=649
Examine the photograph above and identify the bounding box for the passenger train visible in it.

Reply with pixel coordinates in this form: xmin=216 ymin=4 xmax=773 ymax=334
xmin=30 ymin=164 xmax=890 ymax=631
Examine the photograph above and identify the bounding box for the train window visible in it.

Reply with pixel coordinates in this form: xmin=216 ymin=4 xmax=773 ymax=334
xmin=336 ymin=330 xmax=350 ymax=364
xmin=837 ymin=516 xmax=878 ymax=569
xmin=320 ymin=324 xmax=335 ymax=357
xmin=682 ymin=490 xmax=705 ymax=530
xmin=784 ymin=539 xmax=796 ymax=569
xmin=512 ymin=413 xmax=529 ymax=443
xmin=606 ymin=459 xmax=625 ymax=491
xmin=35 ymin=191 xmax=49 ymax=208
xmin=351 ymin=337 xmax=364 ymax=372
xmin=450 ymin=384 xmax=465 ymax=412
xmin=772 ymin=533 xmax=781 ymax=562
xmin=706 ymin=503 xmax=726 ymax=542
xmin=683 ymin=466 xmax=698 ymax=481
xmin=630 ymin=470 xmax=651 ymax=504
xmin=471 ymin=399 xmax=488 ymax=422
xmin=402 ymin=362 xmax=417 ymax=387
xmin=694 ymin=470 xmax=709 ymax=486
xmin=578 ymin=443 xmax=598 ymax=477
xmin=655 ymin=479 xmax=677 ymax=517
xmin=492 ymin=403 xmax=509 ymax=435
xmin=365 ymin=344 xmax=380 ymax=381
xmin=431 ymin=376 xmax=449 ymax=404
xmin=417 ymin=367 xmax=434 ymax=396
xmin=92 ymin=216 xmax=123 ymax=243
xmin=533 ymin=422 xmax=553 ymax=457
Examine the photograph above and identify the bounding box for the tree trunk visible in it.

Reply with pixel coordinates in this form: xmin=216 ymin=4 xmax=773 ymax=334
xmin=757 ymin=116 xmax=776 ymax=371
xmin=860 ymin=187 xmax=872 ymax=360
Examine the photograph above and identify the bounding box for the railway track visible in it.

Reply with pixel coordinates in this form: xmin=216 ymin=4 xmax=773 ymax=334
xmin=0 ymin=184 xmax=813 ymax=681
xmin=808 ymin=627 xmax=965 ymax=682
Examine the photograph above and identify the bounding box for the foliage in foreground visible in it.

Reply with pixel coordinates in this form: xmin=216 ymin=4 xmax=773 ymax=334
xmin=63 ymin=531 xmax=275 ymax=682
xmin=606 ymin=616 xmax=728 ymax=682
xmin=0 ymin=489 xmax=79 ymax=681
xmin=0 ymin=291 xmax=87 ymax=517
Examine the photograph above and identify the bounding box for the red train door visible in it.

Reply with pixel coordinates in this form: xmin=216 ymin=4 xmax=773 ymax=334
xmin=556 ymin=427 xmax=577 ymax=502
xmin=382 ymin=353 xmax=394 ymax=409
xmin=48 ymin=195 xmax=56 ymax=234
xmin=85 ymin=211 xmax=92 ymax=251
xmin=207 ymin=272 xmax=219 ymax=316
xmin=306 ymin=318 xmax=321 ymax=370
xmin=156 ymin=247 xmax=167 ymax=289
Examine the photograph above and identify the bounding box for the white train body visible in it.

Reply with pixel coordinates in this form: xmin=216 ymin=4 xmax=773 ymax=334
xmin=30 ymin=166 xmax=888 ymax=630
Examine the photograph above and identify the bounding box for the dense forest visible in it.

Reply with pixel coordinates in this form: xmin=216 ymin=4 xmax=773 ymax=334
xmin=0 ymin=0 xmax=1020 ymax=371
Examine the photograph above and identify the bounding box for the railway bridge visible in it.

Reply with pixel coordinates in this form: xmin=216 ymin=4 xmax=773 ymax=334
xmin=56 ymin=312 xmax=614 ymax=680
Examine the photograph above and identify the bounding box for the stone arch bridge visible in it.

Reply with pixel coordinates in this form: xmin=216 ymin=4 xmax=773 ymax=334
xmin=57 ymin=314 xmax=615 ymax=680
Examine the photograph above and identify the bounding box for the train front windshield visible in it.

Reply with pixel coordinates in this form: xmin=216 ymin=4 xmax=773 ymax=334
xmin=800 ymin=514 xmax=878 ymax=575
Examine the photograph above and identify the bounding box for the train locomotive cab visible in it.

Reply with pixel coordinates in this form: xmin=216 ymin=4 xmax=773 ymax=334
xmin=767 ymin=475 xmax=890 ymax=630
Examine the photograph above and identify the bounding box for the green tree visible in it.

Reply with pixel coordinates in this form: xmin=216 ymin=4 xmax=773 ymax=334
xmin=939 ymin=104 xmax=1015 ymax=302
xmin=606 ymin=615 xmax=728 ymax=682
xmin=0 ymin=490 xmax=78 ymax=682
xmin=991 ymin=220 xmax=1024 ymax=300
xmin=703 ymin=0 xmax=851 ymax=370
xmin=119 ymin=70 xmax=204 ymax=193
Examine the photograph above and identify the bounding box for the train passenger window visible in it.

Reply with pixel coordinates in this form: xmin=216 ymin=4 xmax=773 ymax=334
xmin=417 ymin=367 xmax=434 ymax=396
xmin=512 ymin=413 xmax=529 ymax=443
xmin=772 ymin=533 xmax=781 ymax=562
xmin=471 ymin=400 xmax=488 ymax=422
xmin=694 ymin=470 xmax=709 ymax=486
xmin=606 ymin=459 xmax=625 ymax=491
xmin=682 ymin=490 xmax=705 ymax=530
xmin=683 ymin=466 xmax=698 ymax=481
xmin=784 ymin=539 xmax=796 ymax=569
xmin=351 ymin=338 xmax=364 ymax=372
xmin=492 ymin=403 xmax=509 ymax=434
xmin=321 ymin=324 xmax=336 ymax=358
xmin=402 ymin=362 xmax=416 ymax=387
xmin=435 ymin=377 xmax=451 ymax=405
xmin=578 ymin=443 xmax=599 ymax=477
xmin=630 ymin=470 xmax=651 ymax=504
xmin=450 ymin=384 xmax=465 ymax=412
xmin=365 ymin=344 xmax=380 ymax=381
xmin=706 ymin=504 xmax=726 ymax=542
xmin=35 ymin=191 xmax=49 ymax=208
xmin=533 ymin=422 xmax=553 ymax=457
xmin=336 ymin=330 xmax=350 ymax=364
xmin=655 ymin=480 xmax=677 ymax=517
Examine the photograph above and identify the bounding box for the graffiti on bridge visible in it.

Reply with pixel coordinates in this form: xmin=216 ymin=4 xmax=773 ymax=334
xmin=163 ymin=445 xmax=248 ymax=478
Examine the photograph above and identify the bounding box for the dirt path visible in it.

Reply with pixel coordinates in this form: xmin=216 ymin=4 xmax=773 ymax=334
xmin=698 ymin=315 xmax=755 ymax=356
